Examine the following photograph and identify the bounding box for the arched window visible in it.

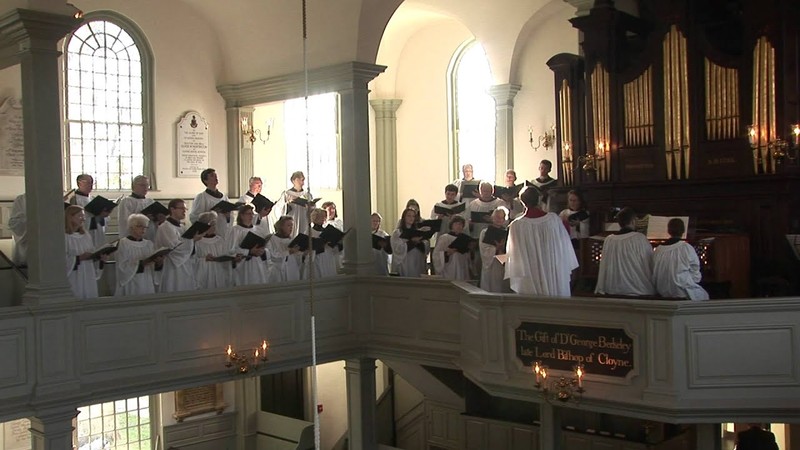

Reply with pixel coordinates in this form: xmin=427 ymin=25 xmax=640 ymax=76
xmin=448 ymin=40 xmax=496 ymax=182
xmin=64 ymin=13 xmax=155 ymax=191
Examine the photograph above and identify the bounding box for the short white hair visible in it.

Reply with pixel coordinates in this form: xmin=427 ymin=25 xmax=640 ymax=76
xmin=127 ymin=213 xmax=150 ymax=231
xmin=198 ymin=211 xmax=218 ymax=225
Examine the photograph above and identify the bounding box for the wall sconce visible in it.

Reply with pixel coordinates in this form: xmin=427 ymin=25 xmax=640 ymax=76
xmin=225 ymin=340 xmax=269 ymax=374
xmin=749 ymin=124 xmax=796 ymax=164
xmin=533 ymin=361 xmax=585 ymax=403
xmin=578 ymin=141 xmax=607 ymax=173
xmin=241 ymin=117 xmax=273 ymax=145
xmin=529 ymin=125 xmax=555 ymax=151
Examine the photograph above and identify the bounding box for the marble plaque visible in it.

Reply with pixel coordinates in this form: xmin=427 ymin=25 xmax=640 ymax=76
xmin=0 ymin=97 xmax=24 ymax=176
xmin=173 ymin=384 xmax=227 ymax=422
xmin=176 ymin=111 xmax=209 ymax=178
xmin=3 ymin=418 xmax=30 ymax=450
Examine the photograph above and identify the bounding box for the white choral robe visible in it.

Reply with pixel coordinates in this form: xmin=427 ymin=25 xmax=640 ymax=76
xmin=8 ymin=193 xmax=27 ymax=266
xmin=266 ymin=235 xmax=302 ymax=283
xmin=65 ymin=232 xmax=101 ymax=299
xmin=432 ymin=232 xmax=472 ymax=281
xmin=429 ymin=201 xmax=466 ymax=238
xmin=505 ymin=213 xmax=578 ymax=297
xmin=272 ymin=188 xmax=314 ymax=239
xmin=467 ymin=197 xmax=505 ymax=238
xmin=479 ymin=226 xmax=507 ymax=293
xmin=228 ymin=224 xmax=269 ymax=286
xmin=72 ymin=192 xmax=107 ymax=248
xmin=323 ymin=218 xmax=344 ymax=269
xmin=306 ymin=225 xmax=339 ymax=279
xmin=372 ymin=229 xmax=390 ymax=276
xmin=238 ymin=191 xmax=256 ymax=205
xmin=653 ymin=241 xmax=709 ymax=300
xmin=155 ymin=219 xmax=197 ymax=292
xmin=190 ymin=189 xmax=231 ymax=238
xmin=559 ymin=208 xmax=590 ymax=240
xmin=254 ymin=215 xmax=272 ymax=238
xmin=390 ymin=228 xmax=429 ymax=277
xmin=117 ymin=195 xmax=157 ymax=242
xmin=595 ymin=231 xmax=656 ymax=296
xmin=114 ymin=237 xmax=157 ymax=296
xmin=194 ymin=235 xmax=233 ymax=289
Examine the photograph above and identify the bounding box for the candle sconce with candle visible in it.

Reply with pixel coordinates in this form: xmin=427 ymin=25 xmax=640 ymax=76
xmin=225 ymin=340 xmax=269 ymax=374
xmin=529 ymin=125 xmax=555 ymax=151
xmin=241 ymin=116 xmax=273 ymax=145
xmin=578 ymin=141 xmax=607 ymax=173
xmin=748 ymin=124 xmax=796 ymax=165
xmin=532 ymin=361 xmax=586 ymax=403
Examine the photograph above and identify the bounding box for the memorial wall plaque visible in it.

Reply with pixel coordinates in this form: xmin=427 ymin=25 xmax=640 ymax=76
xmin=173 ymin=384 xmax=227 ymax=422
xmin=0 ymin=97 xmax=24 ymax=176
xmin=516 ymin=322 xmax=634 ymax=377
xmin=176 ymin=111 xmax=209 ymax=178
xmin=3 ymin=418 xmax=30 ymax=450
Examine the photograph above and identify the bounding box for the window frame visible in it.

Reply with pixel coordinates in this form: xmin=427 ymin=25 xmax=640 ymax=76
xmin=62 ymin=11 xmax=157 ymax=191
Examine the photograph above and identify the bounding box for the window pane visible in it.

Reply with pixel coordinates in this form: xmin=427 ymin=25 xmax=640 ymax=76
xmin=65 ymin=18 xmax=147 ymax=191
xmin=284 ymin=93 xmax=339 ymax=189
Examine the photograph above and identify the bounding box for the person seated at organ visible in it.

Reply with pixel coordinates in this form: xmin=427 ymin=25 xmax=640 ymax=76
xmin=652 ymin=218 xmax=709 ymax=300
xmin=156 ymin=199 xmax=202 ymax=293
xmin=274 ymin=171 xmax=317 ymax=238
xmin=194 ymin=211 xmax=239 ymax=289
xmin=228 ymin=204 xmax=269 ymax=286
xmin=390 ymin=207 xmax=430 ymax=277
xmin=432 ymin=215 xmax=473 ymax=281
xmin=308 ymin=208 xmax=340 ymax=279
xmin=505 ymin=187 xmax=577 ymax=297
xmin=190 ymin=168 xmax=232 ymax=238
xmin=114 ymin=213 xmax=162 ymax=297
xmin=594 ymin=207 xmax=656 ymax=297
xmin=238 ymin=176 xmax=263 ymax=205
xmin=371 ymin=212 xmax=391 ymax=276
xmin=64 ymin=205 xmax=106 ymax=299
xmin=558 ymin=189 xmax=590 ymax=240
xmin=266 ymin=215 xmax=302 ymax=283
xmin=118 ymin=175 xmax=157 ymax=242
xmin=479 ymin=207 xmax=509 ymax=293
xmin=467 ymin=182 xmax=504 ymax=239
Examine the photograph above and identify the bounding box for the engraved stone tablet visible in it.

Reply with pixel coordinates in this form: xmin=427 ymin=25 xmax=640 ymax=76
xmin=176 ymin=111 xmax=209 ymax=178
xmin=3 ymin=418 xmax=30 ymax=450
xmin=173 ymin=384 xmax=227 ymax=422
xmin=0 ymin=97 xmax=24 ymax=176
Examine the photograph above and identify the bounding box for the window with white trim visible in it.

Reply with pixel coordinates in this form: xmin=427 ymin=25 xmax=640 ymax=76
xmin=284 ymin=92 xmax=340 ymax=190
xmin=75 ymin=395 xmax=152 ymax=450
xmin=449 ymin=40 xmax=496 ymax=182
xmin=64 ymin=14 xmax=154 ymax=191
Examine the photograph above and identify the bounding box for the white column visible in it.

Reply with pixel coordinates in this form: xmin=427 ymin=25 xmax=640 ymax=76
xmin=563 ymin=0 xmax=596 ymax=16
xmin=227 ymin=106 xmax=253 ymax=199
xmin=339 ymin=66 xmax=384 ymax=275
xmin=539 ymin=402 xmax=562 ymax=450
xmin=0 ymin=9 xmax=81 ymax=304
xmin=29 ymin=408 xmax=78 ymax=450
xmin=369 ymin=99 xmax=402 ymax=223
xmin=345 ymin=358 xmax=377 ymax=450
xmin=488 ymin=84 xmax=522 ymax=182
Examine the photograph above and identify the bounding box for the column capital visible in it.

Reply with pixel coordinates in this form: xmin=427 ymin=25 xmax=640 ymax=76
xmin=0 ymin=8 xmax=80 ymax=68
xmin=563 ymin=0 xmax=598 ymax=16
xmin=369 ymin=99 xmax=402 ymax=117
xmin=488 ymin=84 xmax=522 ymax=108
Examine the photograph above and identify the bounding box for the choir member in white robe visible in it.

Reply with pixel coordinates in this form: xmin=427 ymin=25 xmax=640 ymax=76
xmin=228 ymin=205 xmax=269 ymax=286
xmin=527 ymin=160 xmax=557 ymax=212
xmin=189 ymin=168 xmax=232 ymax=238
xmin=117 ymin=176 xmax=157 ymax=242
xmin=272 ymin=171 xmax=316 ymax=239
xmin=479 ymin=207 xmax=509 ymax=293
xmin=237 ymin=176 xmax=263 ymax=205
xmin=390 ymin=208 xmax=430 ymax=277
xmin=595 ymin=207 xmax=656 ymax=296
xmin=558 ymin=190 xmax=590 ymax=240
xmin=8 ymin=193 xmax=27 ymax=266
xmin=467 ymin=182 xmax=505 ymax=239
xmin=252 ymin=194 xmax=275 ymax=238
xmin=70 ymin=174 xmax=109 ymax=248
xmin=371 ymin=213 xmax=390 ymax=276
xmin=652 ymin=218 xmax=709 ymax=300
xmin=430 ymin=184 xmax=466 ymax=238
xmin=497 ymin=170 xmax=524 ymax=220
xmin=114 ymin=214 xmax=160 ymax=296
xmin=432 ymin=216 xmax=472 ymax=281
xmin=156 ymin=199 xmax=200 ymax=293
xmin=64 ymin=205 xmax=104 ymax=299
xmin=321 ymin=201 xmax=344 ymax=269
xmin=452 ymin=163 xmax=477 ymax=202
xmin=266 ymin=216 xmax=302 ymax=283
xmin=194 ymin=212 xmax=238 ymax=289
xmin=505 ymin=187 xmax=578 ymax=297
xmin=307 ymin=209 xmax=340 ymax=279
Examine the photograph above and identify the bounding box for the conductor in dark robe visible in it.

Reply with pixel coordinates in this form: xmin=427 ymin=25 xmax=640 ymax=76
xmin=735 ymin=424 xmax=779 ymax=450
